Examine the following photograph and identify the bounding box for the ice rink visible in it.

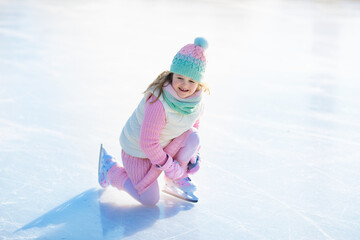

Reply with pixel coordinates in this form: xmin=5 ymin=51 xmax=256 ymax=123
xmin=1 ymin=0 xmax=360 ymax=239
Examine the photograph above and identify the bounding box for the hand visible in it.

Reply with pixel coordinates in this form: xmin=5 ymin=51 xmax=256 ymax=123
xmin=157 ymin=155 xmax=185 ymax=180
xmin=164 ymin=160 xmax=184 ymax=180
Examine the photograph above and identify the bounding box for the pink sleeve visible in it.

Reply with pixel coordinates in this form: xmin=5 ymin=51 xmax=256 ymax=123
xmin=139 ymin=95 xmax=168 ymax=166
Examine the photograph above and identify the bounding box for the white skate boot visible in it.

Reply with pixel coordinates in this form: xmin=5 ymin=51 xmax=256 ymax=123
xmin=163 ymin=176 xmax=198 ymax=203
xmin=98 ymin=144 xmax=117 ymax=188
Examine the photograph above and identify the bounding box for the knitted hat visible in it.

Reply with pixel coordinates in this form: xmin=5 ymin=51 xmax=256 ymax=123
xmin=170 ymin=37 xmax=208 ymax=83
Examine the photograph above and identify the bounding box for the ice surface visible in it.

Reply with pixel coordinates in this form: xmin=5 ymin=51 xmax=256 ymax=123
xmin=1 ymin=0 xmax=360 ymax=239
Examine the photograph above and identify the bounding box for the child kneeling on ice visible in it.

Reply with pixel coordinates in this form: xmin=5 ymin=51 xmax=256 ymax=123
xmin=98 ymin=37 xmax=209 ymax=205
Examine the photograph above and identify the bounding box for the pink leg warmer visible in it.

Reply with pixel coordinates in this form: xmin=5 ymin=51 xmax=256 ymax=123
xmin=107 ymin=163 xmax=129 ymax=190
xmin=120 ymin=150 xmax=160 ymax=205
xmin=108 ymin=160 xmax=159 ymax=205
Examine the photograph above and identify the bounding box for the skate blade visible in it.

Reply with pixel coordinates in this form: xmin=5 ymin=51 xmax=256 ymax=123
xmin=162 ymin=186 xmax=198 ymax=203
xmin=98 ymin=144 xmax=104 ymax=186
xmin=98 ymin=144 xmax=103 ymax=169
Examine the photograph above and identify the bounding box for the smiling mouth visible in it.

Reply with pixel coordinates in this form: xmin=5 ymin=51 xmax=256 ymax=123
xmin=179 ymin=87 xmax=188 ymax=93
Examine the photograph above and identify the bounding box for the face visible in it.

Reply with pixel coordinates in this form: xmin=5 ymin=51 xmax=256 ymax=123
xmin=171 ymin=73 xmax=199 ymax=98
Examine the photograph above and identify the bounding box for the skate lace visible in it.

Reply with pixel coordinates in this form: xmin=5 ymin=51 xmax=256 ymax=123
xmin=184 ymin=177 xmax=191 ymax=182
xmin=178 ymin=177 xmax=192 ymax=186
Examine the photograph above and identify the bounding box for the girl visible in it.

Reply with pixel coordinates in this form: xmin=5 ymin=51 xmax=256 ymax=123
xmin=98 ymin=37 xmax=209 ymax=206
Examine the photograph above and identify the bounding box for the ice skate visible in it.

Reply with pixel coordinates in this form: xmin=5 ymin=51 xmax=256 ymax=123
xmin=98 ymin=144 xmax=117 ymax=188
xmin=162 ymin=177 xmax=198 ymax=203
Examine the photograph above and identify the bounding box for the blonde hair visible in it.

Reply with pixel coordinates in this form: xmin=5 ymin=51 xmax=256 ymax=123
xmin=144 ymin=71 xmax=210 ymax=103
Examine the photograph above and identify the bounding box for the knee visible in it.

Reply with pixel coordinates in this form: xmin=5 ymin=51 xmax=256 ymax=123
xmin=140 ymin=193 xmax=160 ymax=206
xmin=188 ymin=131 xmax=200 ymax=147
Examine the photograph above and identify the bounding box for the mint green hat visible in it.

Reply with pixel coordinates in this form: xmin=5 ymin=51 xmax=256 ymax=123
xmin=170 ymin=37 xmax=208 ymax=82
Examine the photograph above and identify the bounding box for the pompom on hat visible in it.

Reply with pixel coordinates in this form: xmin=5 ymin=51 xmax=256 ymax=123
xmin=170 ymin=37 xmax=208 ymax=83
